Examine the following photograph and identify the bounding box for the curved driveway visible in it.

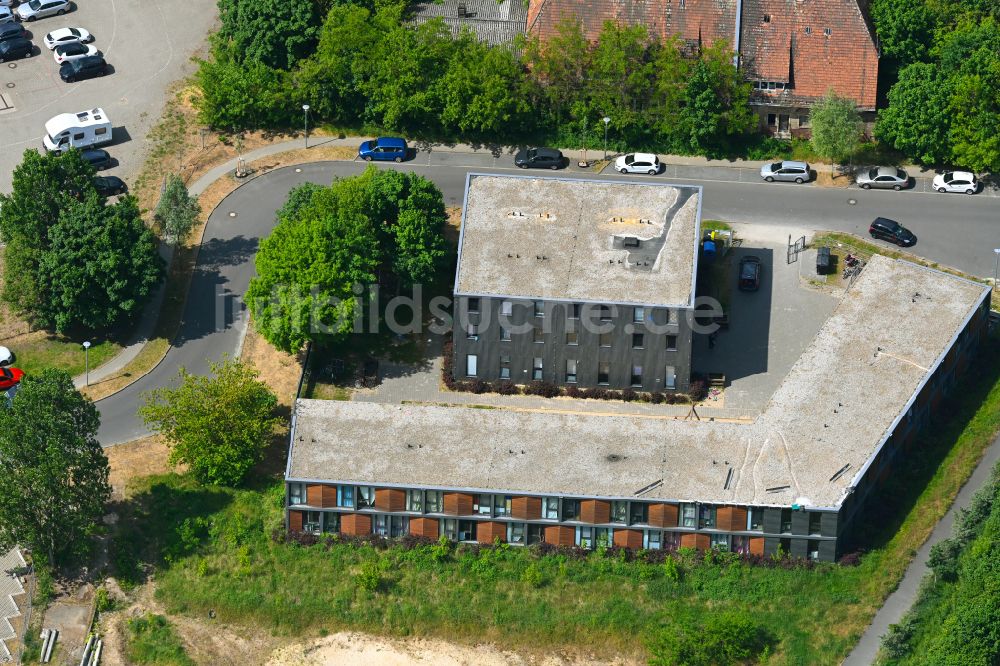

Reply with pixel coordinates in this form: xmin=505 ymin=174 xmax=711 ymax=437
xmin=97 ymin=159 xmax=1000 ymax=443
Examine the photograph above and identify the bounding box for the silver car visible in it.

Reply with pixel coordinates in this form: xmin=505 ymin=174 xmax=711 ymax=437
xmin=856 ymin=166 xmax=910 ymax=190
xmin=16 ymin=0 xmax=70 ymax=21
xmin=760 ymin=160 xmax=811 ymax=183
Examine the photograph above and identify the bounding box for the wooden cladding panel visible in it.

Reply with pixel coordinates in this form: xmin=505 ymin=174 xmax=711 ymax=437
xmin=680 ymin=533 xmax=710 ymax=551
xmin=749 ymin=537 xmax=765 ymax=556
xmin=410 ymin=517 xmax=439 ymax=539
xmin=306 ymin=484 xmax=336 ymax=507
xmin=375 ymin=488 xmax=405 ymax=512
xmin=288 ymin=510 xmax=304 ymax=532
xmin=544 ymin=525 xmax=574 ymax=547
xmin=648 ymin=503 xmax=678 ymax=528
xmin=613 ymin=529 xmax=642 ymax=549
xmin=717 ymin=506 xmax=747 ymax=531
xmin=511 ymin=496 xmax=541 ymax=520
xmin=580 ymin=499 xmax=610 ymax=524
xmin=341 ymin=513 xmax=372 ymax=536
xmin=477 ymin=522 xmax=507 ymax=544
xmin=443 ymin=493 xmax=474 ymax=516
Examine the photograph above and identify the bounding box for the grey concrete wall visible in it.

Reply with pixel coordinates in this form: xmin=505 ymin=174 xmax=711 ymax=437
xmin=453 ymin=296 xmax=693 ymax=392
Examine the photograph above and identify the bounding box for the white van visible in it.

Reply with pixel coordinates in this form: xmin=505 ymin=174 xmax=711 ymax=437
xmin=42 ymin=107 xmax=113 ymax=153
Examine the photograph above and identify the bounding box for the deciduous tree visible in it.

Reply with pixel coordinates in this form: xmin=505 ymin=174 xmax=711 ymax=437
xmin=809 ymin=91 xmax=864 ymax=163
xmin=216 ymin=0 xmax=320 ymax=70
xmin=155 ymin=174 xmax=201 ymax=244
xmin=139 ymin=357 xmax=279 ymax=487
xmin=0 ymin=369 xmax=110 ymax=568
xmin=876 ymin=63 xmax=954 ymax=164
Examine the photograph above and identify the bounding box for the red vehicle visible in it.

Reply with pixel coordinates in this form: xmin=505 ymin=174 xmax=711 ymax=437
xmin=0 ymin=367 xmax=24 ymax=390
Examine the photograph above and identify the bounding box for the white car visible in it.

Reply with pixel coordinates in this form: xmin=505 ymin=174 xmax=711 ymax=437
xmin=44 ymin=26 xmax=92 ymax=50
xmin=52 ymin=41 xmax=96 ymax=64
xmin=932 ymin=171 xmax=979 ymax=194
xmin=614 ymin=152 xmax=662 ymax=175
xmin=16 ymin=0 xmax=70 ymax=21
xmin=0 ymin=6 xmax=14 ymax=24
xmin=0 ymin=347 xmax=11 ymax=366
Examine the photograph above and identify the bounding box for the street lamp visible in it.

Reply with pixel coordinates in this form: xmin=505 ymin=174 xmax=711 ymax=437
xmin=602 ymin=116 xmax=611 ymax=161
xmin=302 ymin=104 xmax=310 ymax=149
xmin=82 ymin=341 xmax=91 ymax=387
xmin=993 ymin=248 xmax=1000 ymax=295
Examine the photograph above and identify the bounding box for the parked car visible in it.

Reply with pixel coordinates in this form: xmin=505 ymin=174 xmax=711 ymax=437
xmin=357 ymin=136 xmax=407 ymax=163
xmin=738 ymin=255 xmax=762 ymax=291
xmin=932 ymin=171 xmax=979 ymax=194
xmin=0 ymin=21 xmax=26 ymax=41
xmin=80 ymin=148 xmax=111 ymax=170
xmin=0 ymin=35 xmax=31 ymax=60
xmin=59 ymin=53 xmax=105 ymax=80
xmin=614 ymin=152 xmax=662 ymax=175
xmin=0 ymin=7 xmax=16 ymax=25
xmin=0 ymin=347 xmax=12 ymax=366
xmin=514 ymin=147 xmax=564 ymax=170
xmin=16 ymin=0 xmax=70 ymax=21
xmin=760 ymin=160 xmax=811 ymax=183
xmin=93 ymin=175 xmax=126 ymax=196
xmin=43 ymin=26 xmax=91 ymax=49
xmin=869 ymin=217 xmax=916 ymax=247
xmin=53 ymin=40 xmax=95 ymax=63
xmin=0 ymin=367 xmax=24 ymax=391
xmin=856 ymin=166 xmax=910 ymax=190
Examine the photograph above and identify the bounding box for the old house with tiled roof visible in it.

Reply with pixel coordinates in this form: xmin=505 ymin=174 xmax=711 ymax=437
xmin=525 ymin=0 xmax=880 ymax=136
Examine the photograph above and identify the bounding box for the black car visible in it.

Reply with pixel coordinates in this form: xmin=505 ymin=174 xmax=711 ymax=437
xmin=93 ymin=176 xmax=127 ymax=196
xmin=59 ymin=54 xmax=107 ymax=82
xmin=869 ymin=217 xmax=916 ymax=247
xmin=738 ymin=255 xmax=762 ymax=291
xmin=0 ymin=37 xmax=32 ymax=62
xmin=80 ymin=148 xmax=111 ymax=170
xmin=514 ymin=147 xmax=564 ymax=170
xmin=0 ymin=23 xmax=27 ymax=43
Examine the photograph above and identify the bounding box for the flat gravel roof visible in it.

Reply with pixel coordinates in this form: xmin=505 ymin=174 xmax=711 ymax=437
xmin=289 ymin=257 xmax=990 ymax=509
xmin=453 ymin=174 xmax=702 ymax=307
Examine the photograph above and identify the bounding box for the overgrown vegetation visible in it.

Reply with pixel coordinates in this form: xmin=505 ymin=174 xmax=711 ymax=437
xmin=126 ymin=614 xmax=195 ymax=666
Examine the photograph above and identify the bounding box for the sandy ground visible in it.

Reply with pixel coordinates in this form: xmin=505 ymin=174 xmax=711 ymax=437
xmin=239 ymin=321 xmax=304 ymax=408
xmin=104 ymin=435 xmax=175 ymax=499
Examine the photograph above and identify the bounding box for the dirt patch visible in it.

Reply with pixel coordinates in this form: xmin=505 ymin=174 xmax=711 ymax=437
xmin=104 ymin=436 xmax=175 ymax=499
xmin=239 ymin=321 xmax=304 ymax=408
xmin=41 ymin=585 xmax=94 ymax=666
xmin=814 ymin=171 xmax=853 ymax=188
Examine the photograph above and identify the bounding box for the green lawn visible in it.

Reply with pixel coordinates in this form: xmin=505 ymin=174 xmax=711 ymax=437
xmin=126 ymin=614 xmax=195 ymax=666
xmin=14 ymin=336 xmax=121 ymax=378
xmin=110 ymin=332 xmax=1000 ymax=665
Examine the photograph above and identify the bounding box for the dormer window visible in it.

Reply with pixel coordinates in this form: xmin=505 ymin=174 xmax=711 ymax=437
xmin=824 ymin=27 xmax=832 ymax=36
xmin=804 ymin=26 xmax=812 ymax=34
xmin=763 ymin=14 xmax=771 ymax=23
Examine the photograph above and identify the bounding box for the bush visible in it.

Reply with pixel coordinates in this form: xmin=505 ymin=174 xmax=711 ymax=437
xmin=880 ymin=615 xmax=918 ymax=660
xmin=495 ymin=381 xmax=519 ymax=395
xmin=688 ymin=379 xmax=708 ymax=402
xmin=621 ymin=388 xmax=638 ymax=402
xmin=564 ymin=385 xmax=582 ymax=399
xmin=521 ymin=563 xmax=544 ymax=588
xmin=524 ymin=380 xmax=560 ymax=398
xmin=126 ymin=614 xmax=195 ymax=666
xmin=356 ymin=561 xmax=382 ymax=592
xmin=647 ymin=610 xmax=773 ymax=666
xmin=928 ymin=538 xmax=962 ymax=581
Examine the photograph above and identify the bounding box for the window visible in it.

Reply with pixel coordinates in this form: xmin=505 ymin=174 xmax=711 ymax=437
xmin=507 ymin=522 xmax=527 ymax=544
xmin=475 ymin=494 xmax=493 ymax=516
xmin=780 ymin=508 xmax=793 ymax=533
xmin=747 ymin=508 xmax=763 ymax=531
xmin=532 ymin=357 xmax=543 ymax=380
xmin=496 ymin=496 xmax=511 ymax=517
xmin=562 ymin=499 xmax=580 ymax=521
xmin=699 ymin=505 xmax=717 ymax=529
xmin=543 ymin=497 xmax=559 ymax=520
xmin=566 ymin=330 xmax=578 ymax=345
xmin=644 ymin=529 xmax=662 ymax=550
xmin=809 ymin=512 xmax=823 ymax=535
xmin=798 ymin=115 xmax=810 ymax=128
xmin=599 ymin=305 xmax=612 ymax=321
xmin=804 ymin=26 xmax=812 ymax=35
xmin=95 ymin=127 xmax=108 ymax=136
xmin=305 ymin=511 xmax=322 ymax=535
xmin=566 ymin=359 xmax=577 ymax=383
xmin=425 ymin=491 xmax=443 ymax=513
xmin=732 ymin=535 xmax=750 ymax=554
xmin=611 ymin=501 xmax=627 ymax=523
xmin=668 ymin=309 xmax=678 ymax=325
xmin=357 ymin=486 xmax=375 ymax=508
xmin=322 ymin=512 xmax=339 ymax=534
xmin=501 ymin=301 xmax=512 ymax=316
xmin=374 ymin=514 xmax=408 ymax=538
xmin=576 ymin=526 xmax=594 ymax=549
xmin=631 ymin=365 xmax=643 ymax=387
xmin=823 ymin=27 xmax=832 ymax=36
xmin=680 ymin=503 xmax=697 ymax=528
xmin=679 ymin=0 xmax=684 ymax=7
xmin=632 ymin=333 xmax=644 ymax=349
xmin=570 ymin=303 xmax=581 ymax=319
xmin=288 ymin=483 xmax=305 ymax=505
xmin=500 ymin=324 xmax=511 ymax=341
xmin=767 ymin=113 xmax=777 ymax=127
xmin=666 ymin=335 xmax=677 ymax=351
xmin=710 ymin=534 xmax=730 ymax=551
xmin=457 ymin=520 xmax=477 ymax=542
xmin=762 ymin=13 xmax=771 ymax=23
xmin=466 ymin=323 xmax=478 ymax=340
xmin=441 ymin=518 xmax=458 ymax=541
xmin=664 ymin=531 xmax=681 ymax=550
xmin=406 ymin=490 xmax=423 ymax=512
xmin=533 ymin=327 xmax=544 ymax=344
xmin=629 ymin=502 xmax=648 ymax=525
xmin=72 ymin=132 xmax=84 ymax=140
xmin=500 ymin=354 xmax=511 ymax=380
xmin=598 ymin=362 xmax=610 ymax=385
xmin=467 ymin=297 xmax=480 ymax=313
xmin=807 ymin=539 xmax=820 ymax=561
xmin=337 ymin=485 xmax=355 ymax=508
xmin=665 ymin=365 xmax=676 ymax=390
xmin=534 ymin=300 xmax=544 ymax=317
xmin=599 ymin=332 xmax=612 ymax=347
xmin=466 ymin=354 xmax=478 ymax=377
xmin=633 ymin=307 xmax=645 ymax=323
xmin=527 ymin=524 xmax=545 ymax=545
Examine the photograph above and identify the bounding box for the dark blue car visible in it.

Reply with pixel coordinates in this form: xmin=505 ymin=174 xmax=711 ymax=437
xmin=358 ymin=137 xmax=408 ymax=163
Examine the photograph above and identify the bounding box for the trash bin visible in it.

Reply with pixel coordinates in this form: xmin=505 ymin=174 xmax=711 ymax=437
xmin=816 ymin=246 xmax=831 ymax=275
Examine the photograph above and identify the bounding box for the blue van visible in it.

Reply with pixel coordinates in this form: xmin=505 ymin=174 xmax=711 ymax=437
xmin=358 ymin=137 xmax=408 ymax=162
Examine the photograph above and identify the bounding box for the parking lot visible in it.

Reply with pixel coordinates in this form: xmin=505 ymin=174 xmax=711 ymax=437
xmin=0 ymin=0 xmax=218 ymax=192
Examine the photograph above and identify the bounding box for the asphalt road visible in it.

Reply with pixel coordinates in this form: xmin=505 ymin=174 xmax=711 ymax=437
xmin=97 ymin=158 xmax=1000 ymax=444
xmin=0 ymin=0 xmax=218 ymax=192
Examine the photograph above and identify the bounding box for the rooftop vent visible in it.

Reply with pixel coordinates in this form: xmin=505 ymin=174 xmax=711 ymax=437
xmin=829 ymin=464 xmax=851 ymax=482
xmin=766 ymin=484 xmax=790 ymax=493
xmin=633 ymin=479 xmax=664 ymax=496
xmin=623 ymin=236 xmax=641 ymax=248
xmin=606 ymin=453 xmax=626 ymax=462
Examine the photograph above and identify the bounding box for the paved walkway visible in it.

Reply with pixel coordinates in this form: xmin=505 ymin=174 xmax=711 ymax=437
xmin=843 ymin=432 xmax=1000 ymax=665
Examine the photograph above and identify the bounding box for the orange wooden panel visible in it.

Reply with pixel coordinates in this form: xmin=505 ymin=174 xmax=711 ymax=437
xmin=680 ymin=533 xmax=710 ymax=551
xmin=649 ymin=503 xmax=679 ymax=528
xmin=580 ymin=499 xmax=610 ymax=524
xmin=511 ymin=496 xmax=541 ymax=520
xmin=375 ymin=488 xmax=405 ymax=512
xmin=288 ymin=510 xmax=304 ymax=532
xmin=750 ymin=537 xmax=765 ymax=555
xmin=306 ymin=485 xmax=323 ymax=506
xmin=544 ymin=525 xmax=574 ymax=546
xmin=731 ymin=507 xmax=748 ymax=532
xmin=341 ymin=513 xmax=372 ymax=536
xmin=613 ymin=529 xmax=642 ymax=549
xmin=717 ymin=506 xmax=735 ymax=531
xmin=410 ymin=517 xmax=439 ymax=539
xmin=443 ymin=493 xmax=474 ymax=516
xmin=477 ymin=521 xmax=507 ymax=544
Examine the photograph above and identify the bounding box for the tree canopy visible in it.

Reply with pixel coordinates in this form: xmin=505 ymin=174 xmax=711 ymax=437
xmin=139 ymin=357 xmax=279 ymax=487
xmin=0 ymin=369 xmax=110 ymax=568
xmin=155 ymin=174 xmax=201 ymax=244
xmin=809 ymin=91 xmax=864 ymax=163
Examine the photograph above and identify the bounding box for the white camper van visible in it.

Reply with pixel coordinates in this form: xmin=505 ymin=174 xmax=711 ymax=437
xmin=42 ymin=108 xmax=112 ymax=153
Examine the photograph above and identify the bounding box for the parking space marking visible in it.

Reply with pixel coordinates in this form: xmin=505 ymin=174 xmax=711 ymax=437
xmin=0 ymin=93 xmax=13 ymax=113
